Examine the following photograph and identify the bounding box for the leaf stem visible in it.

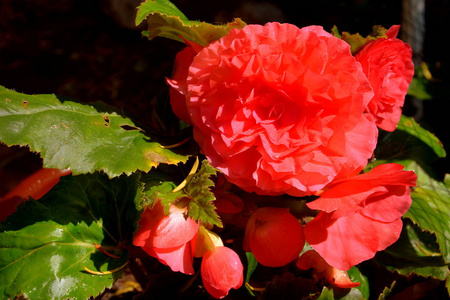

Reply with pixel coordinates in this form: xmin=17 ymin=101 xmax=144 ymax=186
xmin=83 ymin=261 xmax=128 ymax=275
xmin=172 ymin=156 xmax=199 ymax=193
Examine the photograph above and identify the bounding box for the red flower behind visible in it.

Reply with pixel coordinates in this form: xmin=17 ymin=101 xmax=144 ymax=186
xmin=0 ymin=168 xmax=72 ymax=222
xmin=304 ymin=163 xmax=417 ymax=270
xmin=356 ymin=25 xmax=414 ymax=132
xmin=244 ymin=207 xmax=305 ymax=267
xmin=168 ymin=22 xmax=378 ymax=197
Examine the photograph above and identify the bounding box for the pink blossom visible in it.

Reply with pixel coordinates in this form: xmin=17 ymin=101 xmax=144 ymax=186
xmin=304 ymin=163 xmax=417 ymax=270
xmin=133 ymin=202 xmax=199 ymax=274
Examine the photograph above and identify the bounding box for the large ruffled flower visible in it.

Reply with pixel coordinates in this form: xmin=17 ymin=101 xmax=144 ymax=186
xmin=356 ymin=25 xmax=414 ymax=132
xmin=168 ymin=22 xmax=378 ymax=197
xmin=304 ymin=163 xmax=417 ymax=270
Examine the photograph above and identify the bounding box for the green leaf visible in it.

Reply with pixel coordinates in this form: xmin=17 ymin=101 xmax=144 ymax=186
xmin=372 ymin=115 xmax=450 ymax=269
xmin=446 ymin=275 xmax=450 ymax=296
xmin=244 ymin=252 xmax=258 ymax=296
xmin=317 ymin=287 xmax=335 ymax=300
xmin=0 ymin=86 xmax=188 ymax=177
xmin=347 ymin=267 xmax=369 ymax=299
xmin=0 ymin=172 xmax=142 ymax=300
xmin=373 ymin=115 xmax=446 ymax=176
xmin=377 ymin=281 xmax=396 ymax=300
xmin=408 ymin=77 xmax=433 ymax=100
xmin=185 ymin=159 xmax=222 ymax=228
xmin=135 ymin=0 xmax=189 ymax=24
xmin=138 ymin=159 xmax=222 ymax=227
xmin=332 ymin=25 xmax=389 ymax=54
xmin=140 ymin=169 xmax=184 ymax=214
xmin=375 ymin=219 xmax=449 ymax=280
xmin=406 ymin=175 xmax=450 ymax=264
xmin=395 ymin=116 xmax=446 ymax=159
xmin=136 ymin=0 xmax=246 ymax=46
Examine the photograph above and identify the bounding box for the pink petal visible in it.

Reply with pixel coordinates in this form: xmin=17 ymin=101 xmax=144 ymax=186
xmin=308 ymin=163 xmax=416 ymax=219
xmin=133 ymin=203 xmax=199 ymax=249
xmin=141 ymin=238 xmax=196 ymax=275
xmin=362 ymin=184 xmax=412 ymax=222
xmin=304 ymin=211 xmax=402 ymax=270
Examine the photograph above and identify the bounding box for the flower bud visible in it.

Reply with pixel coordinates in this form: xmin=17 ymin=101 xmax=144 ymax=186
xmin=201 ymin=246 xmax=243 ymax=298
xmin=244 ymin=207 xmax=305 ymax=267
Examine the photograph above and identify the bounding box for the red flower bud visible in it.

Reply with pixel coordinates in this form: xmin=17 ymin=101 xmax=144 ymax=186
xmin=244 ymin=207 xmax=305 ymax=267
xmin=201 ymin=246 xmax=243 ymax=298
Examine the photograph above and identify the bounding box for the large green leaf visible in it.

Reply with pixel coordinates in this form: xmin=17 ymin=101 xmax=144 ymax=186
xmin=136 ymin=0 xmax=246 ymax=46
xmin=0 ymin=173 xmax=142 ymax=299
xmin=406 ymin=170 xmax=450 ymax=264
xmin=373 ymin=115 xmax=450 ymax=264
xmin=0 ymin=86 xmax=188 ymax=177
xmin=375 ymin=220 xmax=449 ymax=280
xmin=374 ymin=115 xmax=446 ymax=177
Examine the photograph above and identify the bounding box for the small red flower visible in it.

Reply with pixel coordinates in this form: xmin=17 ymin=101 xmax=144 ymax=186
xmin=201 ymin=246 xmax=244 ymax=299
xmin=304 ymin=163 xmax=417 ymax=270
xmin=356 ymin=25 xmax=414 ymax=132
xmin=244 ymin=207 xmax=305 ymax=267
xmin=133 ymin=202 xmax=199 ymax=274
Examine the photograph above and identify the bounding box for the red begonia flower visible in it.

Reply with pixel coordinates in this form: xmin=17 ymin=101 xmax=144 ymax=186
xmin=168 ymin=22 xmax=378 ymax=197
xmin=304 ymin=163 xmax=417 ymax=270
xmin=133 ymin=202 xmax=199 ymax=249
xmin=297 ymin=250 xmax=360 ymax=288
xmin=201 ymin=246 xmax=244 ymax=299
xmin=214 ymin=191 xmax=244 ymax=214
xmin=132 ymin=202 xmax=199 ymax=274
xmin=356 ymin=25 xmax=414 ymax=132
xmin=244 ymin=207 xmax=305 ymax=267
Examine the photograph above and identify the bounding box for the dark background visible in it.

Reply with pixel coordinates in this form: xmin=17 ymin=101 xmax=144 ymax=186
xmin=0 ymin=1 xmax=449 ymax=298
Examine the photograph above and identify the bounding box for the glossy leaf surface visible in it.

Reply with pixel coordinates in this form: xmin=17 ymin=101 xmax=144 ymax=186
xmin=0 ymin=86 xmax=187 ymax=177
xmin=0 ymin=173 xmax=141 ymax=299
